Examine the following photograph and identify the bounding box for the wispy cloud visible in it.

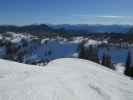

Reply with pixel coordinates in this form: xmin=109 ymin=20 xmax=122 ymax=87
xmin=65 ymin=15 xmax=133 ymax=25
xmin=95 ymin=16 xmax=133 ymax=19
xmin=71 ymin=15 xmax=133 ymax=19
xmin=97 ymin=16 xmax=122 ymax=18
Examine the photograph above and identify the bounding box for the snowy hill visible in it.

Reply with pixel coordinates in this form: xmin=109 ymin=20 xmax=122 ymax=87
xmin=0 ymin=58 xmax=133 ymax=100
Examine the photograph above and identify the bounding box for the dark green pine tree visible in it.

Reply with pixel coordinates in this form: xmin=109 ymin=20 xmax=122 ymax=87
xmin=85 ymin=45 xmax=93 ymax=60
xmin=125 ymin=50 xmax=131 ymax=68
xmin=101 ymin=53 xmax=106 ymax=66
xmin=124 ymin=50 xmax=133 ymax=77
xmin=102 ymin=51 xmax=115 ymax=70
xmin=86 ymin=46 xmax=99 ymax=63
xmin=79 ymin=43 xmax=99 ymax=64
xmin=78 ymin=42 xmax=86 ymax=59
xmin=92 ymin=46 xmax=99 ymax=64
xmin=85 ymin=45 xmax=99 ymax=64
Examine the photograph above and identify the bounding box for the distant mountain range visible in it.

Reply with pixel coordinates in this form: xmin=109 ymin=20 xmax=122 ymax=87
xmin=0 ymin=24 xmax=133 ymax=36
xmin=50 ymin=24 xmax=133 ymax=33
xmin=0 ymin=24 xmax=52 ymax=34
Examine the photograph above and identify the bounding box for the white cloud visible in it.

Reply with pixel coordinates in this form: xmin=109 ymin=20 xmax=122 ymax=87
xmin=72 ymin=15 xmax=133 ymax=19
xmin=95 ymin=16 xmax=133 ymax=19
xmin=61 ymin=14 xmax=133 ymax=25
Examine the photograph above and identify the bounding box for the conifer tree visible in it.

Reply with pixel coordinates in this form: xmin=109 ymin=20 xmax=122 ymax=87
xmin=102 ymin=50 xmax=115 ymax=70
xmin=124 ymin=50 xmax=133 ymax=77
xmin=86 ymin=45 xmax=99 ymax=63
xmin=125 ymin=50 xmax=131 ymax=68
xmin=78 ymin=43 xmax=99 ymax=64
xmin=78 ymin=42 xmax=85 ymax=59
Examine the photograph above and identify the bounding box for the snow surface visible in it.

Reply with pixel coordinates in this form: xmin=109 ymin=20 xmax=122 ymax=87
xmin=5 ymin=32 xmax=32 ymax=43
xmin=85 ymin=39 xmax=102 ymax=46
xmin=0 ymin=58 xmax=133 ymax=100
xmin=115 ymin=63 xmax=125 ymax=74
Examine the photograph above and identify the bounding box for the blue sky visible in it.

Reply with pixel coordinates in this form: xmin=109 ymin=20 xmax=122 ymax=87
xmin=0 ymin=0 xmax=133 ymax=25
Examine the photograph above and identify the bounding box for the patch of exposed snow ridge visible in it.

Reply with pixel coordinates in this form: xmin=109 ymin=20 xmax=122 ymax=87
xmin=0 ymin=58 xmax=133 ymax=100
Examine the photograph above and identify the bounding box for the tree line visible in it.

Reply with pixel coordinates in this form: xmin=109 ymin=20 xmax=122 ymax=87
xmin=78 ymin=42 xmax=133 ymax=78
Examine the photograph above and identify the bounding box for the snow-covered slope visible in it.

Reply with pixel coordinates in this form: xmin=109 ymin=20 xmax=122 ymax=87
xmin=0 ymin=58 xmax=133 ymax=100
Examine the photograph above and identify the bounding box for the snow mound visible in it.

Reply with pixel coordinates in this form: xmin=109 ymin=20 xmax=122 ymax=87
xmin=0 ymin=58 xmax=133 ymax=100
